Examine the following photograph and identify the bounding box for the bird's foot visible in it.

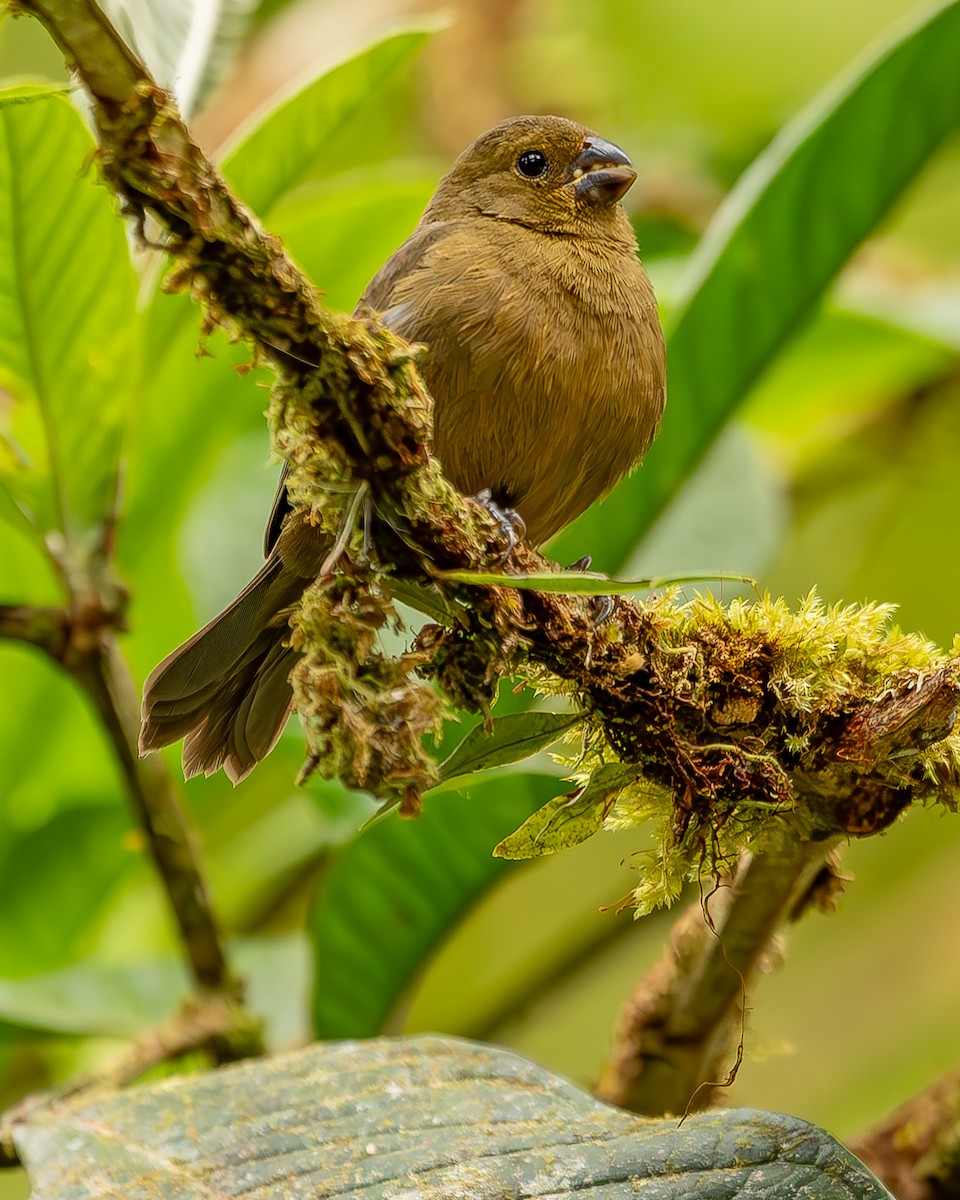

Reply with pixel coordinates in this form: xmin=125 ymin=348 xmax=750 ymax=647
xmin=590 ymin=594 xmax=615 ymax=626
xmin=475 ymin=489 xmax=526 ymax=562
xmin=565 ymin=554 xmax=613 ymax=626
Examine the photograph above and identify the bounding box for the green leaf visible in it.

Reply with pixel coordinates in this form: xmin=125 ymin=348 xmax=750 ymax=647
xmin=220 ymin=24 xmax=437 ymax=218
xmin=494 ymin=762 xmax=642 ymax=860
xmin=436 ymin=568 xmax=756 ymax=594
xmin=99 ymin=0 xmax=255 ymax=117
xmin=389 ymin=577 xmax=459 ymax=625
xmin=0 ymin=87 xmax=137 ymax=555
xmin=0 ymin=804 xmax=132 ymax=977
xmin=0 ymin=83 xmax=72 ymax=105
xmin=0 ymin=935 xmax=309 ymax=1048
xmin=0 ymin=960 xmax=186 ymax=1039
xmin=439 ymin=710 xmax=582 ymax=782
xmin=268 ymin=171 xmax=436 ymax=312
xmin=552 ymin=0 xmax=960 ymax=571
xmin=12 ymin=1036 xmax=893 ymax=1199
xmin=311 ymin=775 xmax=556 ymax=1039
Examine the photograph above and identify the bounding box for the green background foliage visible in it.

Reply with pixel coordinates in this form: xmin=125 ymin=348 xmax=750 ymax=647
xmin=1 ymin=1 xmax=959 ymax=1194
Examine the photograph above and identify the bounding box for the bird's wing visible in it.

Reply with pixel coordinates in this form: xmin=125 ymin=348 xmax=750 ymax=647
xmin=264 ymin=462 xmax=291 ymax=557
xmin=262 ymin=220 xmax=466 ymax=556
xmin=358 ymin=220 xmax=463 ymax=313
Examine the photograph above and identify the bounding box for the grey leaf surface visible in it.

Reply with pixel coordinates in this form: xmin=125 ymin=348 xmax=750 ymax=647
xmin=14 ymin=1036 xmax=891 ymax=1199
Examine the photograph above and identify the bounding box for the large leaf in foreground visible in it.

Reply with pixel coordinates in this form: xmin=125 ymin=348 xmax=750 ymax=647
xmin=554 ymin=0 xmax=960 ymax=570
xmin=0 ymin=88 xmax=136 ymax=552
xmin=13 ymin=1036 xmax=892 ymax=1199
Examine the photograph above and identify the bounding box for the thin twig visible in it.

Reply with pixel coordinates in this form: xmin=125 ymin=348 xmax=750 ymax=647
xmin=0 ymin=604 xmax=69 ymax=656
xmin=77 ymin=634 xmax=235 ymax=994
xmin=0 ymin=605 xmax=236 ymax=997
xmin=320 ymin=482 xmax=369 ymax=575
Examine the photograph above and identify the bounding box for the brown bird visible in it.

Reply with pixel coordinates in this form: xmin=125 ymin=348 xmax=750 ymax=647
xmin=139 ymin=114 xmax=666 ymax=783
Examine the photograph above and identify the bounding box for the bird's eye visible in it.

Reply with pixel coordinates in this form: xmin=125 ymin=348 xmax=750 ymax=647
xmin=516 ymin=150 xmax=548 ymax=179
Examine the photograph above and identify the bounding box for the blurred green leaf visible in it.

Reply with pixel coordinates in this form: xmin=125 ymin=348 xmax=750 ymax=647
xmin=100 ymin=0 xmax=255 ymax=117
xmin=0 ymin=83 xmax=70 ymax=104
xmin=494 ymin=763 xmax=642 ymax=860
xmin=0 ymin=477 xmax=36 ymax=545
xmin=0 ymin=805 xmax=133 ymax=977
xmin=0 ymin=87 xmax=136 ymax=559
xmin=744 ymin=303 xmax=956 ymax=457
xmin=0 ymin=935 xmax=308 ymax=1048
xmin=310 ymin=775 xmax=556 ymax=1039
xmin=126 ymin=27 xmax=436 ymax=556
xmin=768 ymin=369 xmax=960 ymax=645
xmin=0 ymin=960 xmax=185 ymax=1039
xmin=439 ymin=711 xmax=582 ymax=783
xmin=554 ymin=0 xmax=960 ymax=571
xmin=619 ymin=423 xmax=787 ymax=587
xmin=13 ymin=1035 xmax=893 ymax=1199
xmin=838 ymin=283 xmax=960 ymax=354
xmin=220 ymin=25 xmax=437 ymax=218
xmin=268 ymin=170 xmax=435 ymax=311
xmin=251 ymin=0 xmax=296 ymax=28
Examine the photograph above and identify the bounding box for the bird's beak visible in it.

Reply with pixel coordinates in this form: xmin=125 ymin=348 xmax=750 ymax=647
xmin=567 ymin=136 xmax=636 ymax=206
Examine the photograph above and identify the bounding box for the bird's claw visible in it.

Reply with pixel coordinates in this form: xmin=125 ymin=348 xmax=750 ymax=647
xmin=566 ymin=554 xmax=612 ymax=627
xmin=475 ymin=489 xmax=526 ymax=562
xmin=591 ymin=593 xmax=615 ymax=626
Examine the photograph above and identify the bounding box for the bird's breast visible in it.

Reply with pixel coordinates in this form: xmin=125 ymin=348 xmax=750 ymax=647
xmin=389 ymin=222 xmax=666 ymax=545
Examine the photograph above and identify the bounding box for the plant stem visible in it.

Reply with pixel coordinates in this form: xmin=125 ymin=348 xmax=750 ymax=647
xmin=0 ymin=604 xmax=235 ymax=997
xmin=78 ymin=634 xmax=234 ymax=994
xmin=595 ymin=831 xmax=838 ymax=1116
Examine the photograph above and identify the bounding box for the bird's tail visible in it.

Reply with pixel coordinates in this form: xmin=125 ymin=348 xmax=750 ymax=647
xmin=139 ymin=555 xmax=305 ymax=784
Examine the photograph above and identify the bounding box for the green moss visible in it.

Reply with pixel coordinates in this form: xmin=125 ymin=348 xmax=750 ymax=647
xmin=525 ymin=589 xmax=960 ymax=913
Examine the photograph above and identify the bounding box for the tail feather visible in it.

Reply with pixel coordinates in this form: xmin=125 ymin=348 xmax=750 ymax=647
xmin=139 ymin=548 xmax=312 ymax=781
xmin=141 ymin=557 xmax=288 ymax=715
xmin=181 ymin=640 xmax=299 ymax=783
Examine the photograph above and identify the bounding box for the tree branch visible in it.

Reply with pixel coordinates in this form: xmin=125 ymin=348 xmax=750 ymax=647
xmin=77 ymin=634 xmax=235 ymax=994
xmin=0 ymin=605 xmax=237 ymax=999
xmin=595 ymin=834 xmax=838 ymax=1115
xmin=849 ymin=1069 xmax=960 ymax=1200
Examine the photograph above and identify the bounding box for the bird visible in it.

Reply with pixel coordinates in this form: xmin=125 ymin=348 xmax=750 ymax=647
xmin=139 ymin=114 xmax=667 ymax=784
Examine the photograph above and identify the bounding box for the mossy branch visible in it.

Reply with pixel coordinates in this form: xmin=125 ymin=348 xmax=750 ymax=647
xmin=13 ymin=0 xmax=960 ymax=838
xmin=11 ymin=0 xmax=960 ymax=1132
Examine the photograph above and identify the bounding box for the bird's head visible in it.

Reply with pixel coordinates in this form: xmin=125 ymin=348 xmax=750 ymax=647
xmin=423 ymin=115 xmax=638 ymax=237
